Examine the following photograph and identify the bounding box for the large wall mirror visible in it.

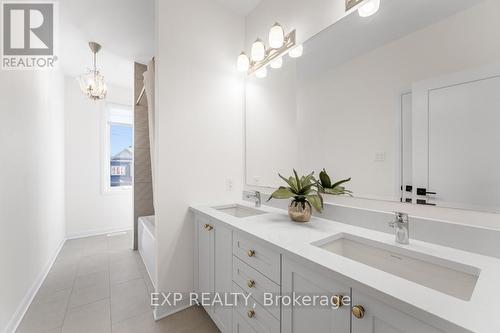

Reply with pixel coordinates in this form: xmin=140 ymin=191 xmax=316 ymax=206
xmin=245 ymin=0 xmax=500 ymax=213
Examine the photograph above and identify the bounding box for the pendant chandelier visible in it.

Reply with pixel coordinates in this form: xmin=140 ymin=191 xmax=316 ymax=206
xmin=78 ymin=42 xmax=107 ymax=100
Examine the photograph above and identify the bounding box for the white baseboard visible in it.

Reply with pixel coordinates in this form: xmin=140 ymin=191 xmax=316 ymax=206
xmin=3 ymin=238 xmax=66 ymax=333
xmin=66 ymin=227 xmax=132 ymax=240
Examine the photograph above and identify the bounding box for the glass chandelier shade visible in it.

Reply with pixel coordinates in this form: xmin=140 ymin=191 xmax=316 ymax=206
xmin=78 ymin=42 xmax=107 ymax=100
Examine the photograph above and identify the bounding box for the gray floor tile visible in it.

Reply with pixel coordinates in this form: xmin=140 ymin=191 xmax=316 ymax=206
xmin=77 ymin=253 xmax=109 ymax=276
xmin=111 ymin=312 xmax=157 ymax=333
xmin=110 ymin=278 xmax=150 ymax=323
xmin=32 ymin=288 xmax=72 ymax=306
xmin=16 ymin=233 xmax=218 ymax=333
xmin=62 ymin=298 xmax=111 ymax=333
xmin=109 ymin=259 xmax=143 ymax=285
xmin=69 ymin=271 xmax=110 ymax=309
xmin=16 ymin=298 xmax=68 ymax=333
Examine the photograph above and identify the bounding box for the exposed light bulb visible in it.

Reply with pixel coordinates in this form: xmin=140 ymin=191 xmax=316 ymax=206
xmin=255 ymin=67 xmax=268 ymax=78
xmin=251 ymin=39 xmax=266 ymax=62
xmin=270 ymin=57 xmax=283 ymax=69
xmin=237 ymin=52 xmax=250 ymax=72
xmin=269 ymin=22 xmax=285 ymax=49
xmin=289 ymin=44 xmax=303 ymax=58
xmin=358 ymin=0 xmax=380 ymax=17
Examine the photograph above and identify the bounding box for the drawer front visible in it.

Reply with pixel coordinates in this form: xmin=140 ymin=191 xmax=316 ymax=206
xmin=233 ymin=283 xmax=280 ymax=333
xmin=233 ymin=232 xmax=281 ymax=283
xmin=233 ymin=311 xmax=258 ymax=333
xmin=233 ymin=256 xmax=280 ymax=319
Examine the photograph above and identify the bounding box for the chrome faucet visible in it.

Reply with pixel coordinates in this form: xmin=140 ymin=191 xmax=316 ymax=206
xmin=389 ymin=212 xmax=410 ymax=245
xmin=246 ymin=191 xmax=262 ymax=208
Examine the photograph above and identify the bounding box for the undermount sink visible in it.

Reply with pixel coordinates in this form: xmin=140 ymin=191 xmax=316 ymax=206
xmin=214 ymin=204 xmax=267 ymax=218
xmin=313 ymin=234 xmax=480 ymax=301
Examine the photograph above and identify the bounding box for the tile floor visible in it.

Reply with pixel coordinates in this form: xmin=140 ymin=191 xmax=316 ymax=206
xmin=16 ymin=232 xmax=219 ymax=333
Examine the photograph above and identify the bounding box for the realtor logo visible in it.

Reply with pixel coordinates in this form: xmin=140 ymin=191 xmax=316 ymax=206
xmin=2 ymin=2 xmax=57 ymax=69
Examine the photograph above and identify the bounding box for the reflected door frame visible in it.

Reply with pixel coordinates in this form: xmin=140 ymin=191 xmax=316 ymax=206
xmin=412 ymin=62 xmax=500 ymax=211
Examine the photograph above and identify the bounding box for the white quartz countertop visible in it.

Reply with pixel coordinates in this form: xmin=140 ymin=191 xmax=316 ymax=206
xmin=191 ymin=201 xmax=500 ymax=333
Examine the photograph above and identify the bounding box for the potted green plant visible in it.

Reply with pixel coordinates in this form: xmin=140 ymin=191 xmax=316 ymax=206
xmin=317 ymin=169 xmax=352 ymax=196
xmin=267 ymin=170 xmax=323 ymax=223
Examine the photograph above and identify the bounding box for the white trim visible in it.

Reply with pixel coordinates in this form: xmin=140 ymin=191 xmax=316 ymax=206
xmin=138 ymin=248 xmax=157 ymax=289
xmin=66 ymin=227 xmax=132 ymax=240
xmin=4 ymin=238 xmax=66 ymax=333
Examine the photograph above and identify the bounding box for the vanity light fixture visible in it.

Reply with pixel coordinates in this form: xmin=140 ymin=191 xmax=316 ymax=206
xmin=237 ymin=23 xmax=297 ymax=76
xmin=269 ymin=22 xmax=285 ymax=48
xmin=270 ymin=57 xmax=283 ymax=69
xmin=289 ymin=44 xmax=303 ymax=58
xmin=251 ymin=39 xmax=266 ymax=62
xmin=237 ymin=52 xmax=250 ymax=72
xmin=358 ymin=0 xmax=380 ymax=17
xmin=255 ymin=66 xmax=268 ymax=78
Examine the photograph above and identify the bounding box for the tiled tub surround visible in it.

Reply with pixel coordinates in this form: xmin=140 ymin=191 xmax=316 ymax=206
xmin=192 ymin=200 xmax=500 ymax=333
xmin=15 ymin=232 xmax=218 ymax=333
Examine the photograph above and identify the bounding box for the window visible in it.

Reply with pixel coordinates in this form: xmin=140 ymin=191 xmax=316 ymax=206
xmin=104 ymin=103 xmax=133 ymax=191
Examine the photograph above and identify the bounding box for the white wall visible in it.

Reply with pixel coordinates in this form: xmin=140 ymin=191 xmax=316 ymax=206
xmin=244 ymin=0 xmax=500 ymax=228
xmin=64 ymin=78 xmax=133 ymax=238
xmin=155 ymin=0 xmax=245 ymax=315
xmin=0 ymin=69 xmax=66 ymax=333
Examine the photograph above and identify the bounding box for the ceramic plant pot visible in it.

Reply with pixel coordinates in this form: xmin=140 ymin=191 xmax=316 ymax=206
xmin=288 ymin=200 xmax=312 ymax=223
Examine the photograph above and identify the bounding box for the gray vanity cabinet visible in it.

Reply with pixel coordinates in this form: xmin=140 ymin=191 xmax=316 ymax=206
xmin=281 ymin=257 xmax=351 ymax=333
xmin=194 ymin=211 xmax=457 ymax=333
xmin=195 ymin=215 xmax=233 ymax=333
xmin=350 ymin=290 xmax=444 ymax=333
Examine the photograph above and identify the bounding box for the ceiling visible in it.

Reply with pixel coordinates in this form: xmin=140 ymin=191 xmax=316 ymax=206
xmin=214 ymin=0 xmax=262 ymax=15
xmin=59 ymin=0 xmax=155 ymax=89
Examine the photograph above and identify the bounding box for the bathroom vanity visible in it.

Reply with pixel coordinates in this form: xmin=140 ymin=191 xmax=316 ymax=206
xmin=190 ymin=1 xmax=500 ymax=332
xmin=191 ymin=203 xmax=500 ymax=333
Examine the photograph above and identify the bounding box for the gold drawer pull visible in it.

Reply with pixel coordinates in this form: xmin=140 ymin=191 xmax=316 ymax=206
xmin=247 ymin=280 xmax=256 ymax=288
xmin=204 ymin=224 xmax=213 ymax=231
xmin=352 ymin=305 xmax=365 ymax=319
xmin=332 ymin=295 xmax=344 ymax=308
xmin=247 ymin=309 xmax=256 ymax=318
xmin=247 ymin=249 xmax=255 ymax=257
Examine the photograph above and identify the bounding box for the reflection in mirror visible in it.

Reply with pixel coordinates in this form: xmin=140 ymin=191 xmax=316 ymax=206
xmin=245 ymin=0 xmax=500 ymax=212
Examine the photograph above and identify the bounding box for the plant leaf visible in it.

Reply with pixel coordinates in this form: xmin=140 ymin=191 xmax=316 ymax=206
xmin=269 ymin=187 xmax=295 ymax=200
xmin=330 ymin=177 xmax=351 ymax=190
xmin=306 ymin=195 xmax=323 ymax=213
xmin=319 ymin=169 xmax=332 ymax=188
xmin=279 ymin=173 xmax=298 ymax=193
xmin=293 ymin=169 xmax=301 ymax=192
xmin=298 ymin=183 xmax=316 ymax=195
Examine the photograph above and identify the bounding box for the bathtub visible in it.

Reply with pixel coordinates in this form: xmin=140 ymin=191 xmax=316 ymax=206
xmin=138 ymin=215 xmax=156 ymax=288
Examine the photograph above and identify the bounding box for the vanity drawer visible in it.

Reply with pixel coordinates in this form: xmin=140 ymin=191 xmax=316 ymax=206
xmin=233 ymin=311 xmax=258 ymax=333
xmin=233 ymin=232 xmax=281 ymax=283
xmin=233 ymin=256 xmax=280 ymax=319
xmin=233 ymin=283 xmax=280 ymax=333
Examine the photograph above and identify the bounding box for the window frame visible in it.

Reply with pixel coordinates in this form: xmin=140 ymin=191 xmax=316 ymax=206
xmin=101 ymin=103 xmax=134 ymax=194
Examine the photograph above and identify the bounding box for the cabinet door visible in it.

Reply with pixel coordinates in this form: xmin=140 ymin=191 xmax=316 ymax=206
xmin=196 ymin=216 xmax=214 ymax=302
xmin=351 ymin=290 xmax=444 ymax=333
xmin=212 ymin=224 xmax=233 ymax=332
xmin=282 ymin=256 xmax=350 ymax=333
